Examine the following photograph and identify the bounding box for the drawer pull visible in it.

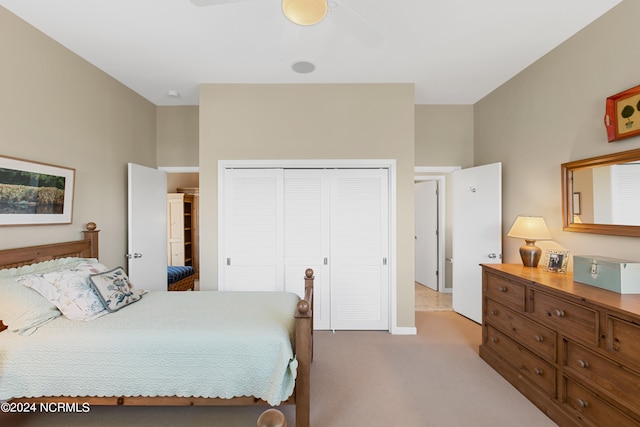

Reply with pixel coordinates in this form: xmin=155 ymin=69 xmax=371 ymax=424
xmin=553 ymin=309 xmax=565 ymax=317
xmin=489 ymin=336 xmax=498 ymax=343
xmin=491 ymin=309 xmax=498 ymax=315
xmin=576 ymin=399 xmax=589 ymax=408
xmin=498 ymin=286 xmax=507 ymax=292
xmin=534 ymin=335 xmax=544 ymax=342
xmin=577 ymin=359 xmax=589 ymax=369
xmin=533 ymin=367 xmax=543 ymax=376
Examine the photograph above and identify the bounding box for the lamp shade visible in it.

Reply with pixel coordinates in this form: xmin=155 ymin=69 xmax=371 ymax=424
xmin=507 ymin=216 xmax=551 ymax=240
xmin=282 ymin=0 xmax=328 ymax=26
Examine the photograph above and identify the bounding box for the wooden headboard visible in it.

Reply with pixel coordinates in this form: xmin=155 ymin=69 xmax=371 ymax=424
xmin=0 ymin=222 xmax=100 ymax=270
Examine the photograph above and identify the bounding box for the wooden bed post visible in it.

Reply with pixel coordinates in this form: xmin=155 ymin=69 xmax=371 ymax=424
xmin=82 ymin=221 xmax=100 ymax=258
xmin=294 ymin=268 xmax=314 ymax=427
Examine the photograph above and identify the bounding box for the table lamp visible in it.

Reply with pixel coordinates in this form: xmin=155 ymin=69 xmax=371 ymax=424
xmin=507 ymin=216 xmax=552 ymax=267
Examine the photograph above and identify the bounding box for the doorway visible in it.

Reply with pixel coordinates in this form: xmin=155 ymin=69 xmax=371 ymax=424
xmin=415 ymin=180 xmax=438 ymax=291
xmin=414 ymin=167 xmax=457 ymax=313
xmin=414 ymin=174 xmax=447 ymax=294
xmin=162 ymin=167 xmax=200 ymax=289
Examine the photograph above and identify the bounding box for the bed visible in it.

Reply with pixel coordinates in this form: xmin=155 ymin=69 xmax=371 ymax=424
xmin=0 ymin=223 xmax=313 ymax=427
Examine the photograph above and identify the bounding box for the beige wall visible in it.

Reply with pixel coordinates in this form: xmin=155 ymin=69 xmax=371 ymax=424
xmin=415 ymin=105 xmax=474 ymax=167
xmin=156 ymin=106 xmax=199 ymax=167
xmin=199 ymin=83 xmax=416 ymax=328
xmin=166 ymin=173 xmax=199 ymax=193
xmin=474 ymin=0 xmax=640 ymax=267
xmin=0 ymin=8 xmax=157 ymax=269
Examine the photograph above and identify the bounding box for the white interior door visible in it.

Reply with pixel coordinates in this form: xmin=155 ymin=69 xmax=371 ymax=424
xmin=222 ymin=168 xmax=283 ymax=291
xmin=452 ymin=163 xmax=502 ymax=323
xmin=330 ymin=169 xmax=389 ymax=330
xmin=127 ymin=163 xmax=168 ymax=291
xmin=283 ymin=169 xmax=330 ymax=330
xmin=415 ymin=181 xmax=438 ymax=290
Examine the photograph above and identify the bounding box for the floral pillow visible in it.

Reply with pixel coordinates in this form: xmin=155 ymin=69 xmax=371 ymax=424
xmin=89 ymin=267 xmax=143 ymax=312
xmin=18 ymin=262 xmax=109 ymax=321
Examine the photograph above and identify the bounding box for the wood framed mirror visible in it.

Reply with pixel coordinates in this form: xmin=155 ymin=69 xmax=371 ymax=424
xmin=561 ymin=148 xmax=640 ymax=237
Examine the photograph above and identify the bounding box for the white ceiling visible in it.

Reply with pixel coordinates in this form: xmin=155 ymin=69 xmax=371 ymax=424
xmin=1 ymin=0 xmax=622 ymax=106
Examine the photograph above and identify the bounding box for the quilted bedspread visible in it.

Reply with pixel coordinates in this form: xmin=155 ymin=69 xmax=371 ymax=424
xmin=0 ymin=290 xmax=300 ymax=405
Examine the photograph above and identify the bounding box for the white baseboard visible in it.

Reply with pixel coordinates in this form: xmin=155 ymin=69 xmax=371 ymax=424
xmin=391 ymin=326 xmax=417 ymax=335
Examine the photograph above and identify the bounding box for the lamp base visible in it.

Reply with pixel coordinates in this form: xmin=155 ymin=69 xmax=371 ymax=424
xmin=519 ymin=240 xmax=542 ymax=267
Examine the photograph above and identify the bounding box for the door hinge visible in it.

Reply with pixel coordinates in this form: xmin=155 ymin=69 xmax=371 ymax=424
xmin=383 ymin=257 xmax=387 ymax=265
xmin=324 ymin=257 xmax=328 ymax=265
xmin=227 ymin=258 xmax=231 ymax=266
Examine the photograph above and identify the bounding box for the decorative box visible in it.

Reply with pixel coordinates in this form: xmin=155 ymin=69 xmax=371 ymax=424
xmin=573 ymin=255 xmax=640 ymax=294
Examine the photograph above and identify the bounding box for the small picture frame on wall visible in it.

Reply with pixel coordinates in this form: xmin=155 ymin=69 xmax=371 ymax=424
xmin=0 ymin=155 xmax=75 ymax=226
xmin=573 ymin=192 xmax=581 ymax=215
xmin=543 ymin=249 xmax=570 ymax=274
xmin=604 ymin=84 xmax=640 ymax=142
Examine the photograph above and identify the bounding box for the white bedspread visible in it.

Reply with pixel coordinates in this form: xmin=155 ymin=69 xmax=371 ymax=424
xmin=0 ymin=290 xmax=300 ymax=405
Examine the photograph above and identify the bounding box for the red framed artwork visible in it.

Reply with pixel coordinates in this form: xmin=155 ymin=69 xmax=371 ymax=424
xmin=604 ymin=84 xmax=640 ymax=142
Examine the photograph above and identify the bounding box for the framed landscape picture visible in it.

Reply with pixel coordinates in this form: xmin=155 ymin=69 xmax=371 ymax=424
xmin=0 ymin=155 xmax=75 ymax=226
xmin=604 ymin=84 xmax=640 ymax=142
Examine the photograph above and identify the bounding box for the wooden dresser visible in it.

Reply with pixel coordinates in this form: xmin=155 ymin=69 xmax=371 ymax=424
xmin=480 ymin=264 xmax=640 ymax=427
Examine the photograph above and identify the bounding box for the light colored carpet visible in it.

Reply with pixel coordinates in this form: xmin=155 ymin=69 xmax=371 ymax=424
xmin=0 ymin=312 xmax=557 ymax=427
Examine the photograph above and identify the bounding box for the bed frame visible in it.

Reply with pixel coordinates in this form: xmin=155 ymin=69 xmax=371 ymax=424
xmin=0 ymin=222 xmax=313 ymax=427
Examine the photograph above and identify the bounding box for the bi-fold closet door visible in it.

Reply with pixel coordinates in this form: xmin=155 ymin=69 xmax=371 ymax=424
xmin=222 ymin=167 xmax=389 ymax=330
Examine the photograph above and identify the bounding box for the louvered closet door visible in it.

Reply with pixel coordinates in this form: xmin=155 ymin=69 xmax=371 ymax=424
xmin=283 ymin=170 xmax=330 ymax=330
xmin=330 ymin=169 xmax=389 ymax=330
xmin=222 ymin=167 xmax=390 ymax=330
xmin=223 ymin=169 xmax=283 ymax=291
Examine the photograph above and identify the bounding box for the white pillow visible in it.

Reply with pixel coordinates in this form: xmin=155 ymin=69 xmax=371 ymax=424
xmin=0 ymin=258 xmax=97 ymax=335
xmin=18 ymin=262 xmax=110 ymax=321
xmin=0 ymin=276 xmax=61 ymax=335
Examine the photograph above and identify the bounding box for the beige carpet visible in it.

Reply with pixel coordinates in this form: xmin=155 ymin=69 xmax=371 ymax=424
xmin=0 ymin=312 xmax=556 ymax=427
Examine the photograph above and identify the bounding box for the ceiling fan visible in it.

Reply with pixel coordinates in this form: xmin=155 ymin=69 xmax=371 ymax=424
xmin=190 ymin=0 xmax=384 ymax=47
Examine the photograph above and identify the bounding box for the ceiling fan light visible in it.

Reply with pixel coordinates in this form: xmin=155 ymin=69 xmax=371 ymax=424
xmin=282 ymin=0 xmax=328 ymax=26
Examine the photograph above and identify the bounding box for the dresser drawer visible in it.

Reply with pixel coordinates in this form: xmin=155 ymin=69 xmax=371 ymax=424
xmin=606 ymin=315 xmax=640 ymax=373
xmin=530 ymin=289 xmax=599 ymax=346
xmin=484 ymin=273 xmax=525 ymax=311
xmin=485 ymin=299 xmax=556 ymax=363
xmin=484 ymin=324 xmax=555 ymax=396
xmin=564 ymin=339 xmax=640 ymax=412
xmin=563 ymin=377 xmax=638 ymax=427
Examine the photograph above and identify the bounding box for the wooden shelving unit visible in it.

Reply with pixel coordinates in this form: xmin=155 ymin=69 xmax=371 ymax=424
xmin=167 ymin=191 xmax=199 ymax=277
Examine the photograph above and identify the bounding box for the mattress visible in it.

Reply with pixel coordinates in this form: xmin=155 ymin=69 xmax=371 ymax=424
xmin=0 ymin=290 xmax=300 ymax=405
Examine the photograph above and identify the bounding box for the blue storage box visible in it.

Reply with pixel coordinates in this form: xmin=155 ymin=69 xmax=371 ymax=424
xmin=573 ymin=255 xmax=640 ymax=294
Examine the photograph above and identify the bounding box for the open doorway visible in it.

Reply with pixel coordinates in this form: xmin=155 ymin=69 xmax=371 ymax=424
xmin=415 ymin=180 xmax=438 ymax=290
xmin=163 ymin=168 xmax=200 ymax=289
xmin=414 ymin=172 xmax=452 ymax=312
